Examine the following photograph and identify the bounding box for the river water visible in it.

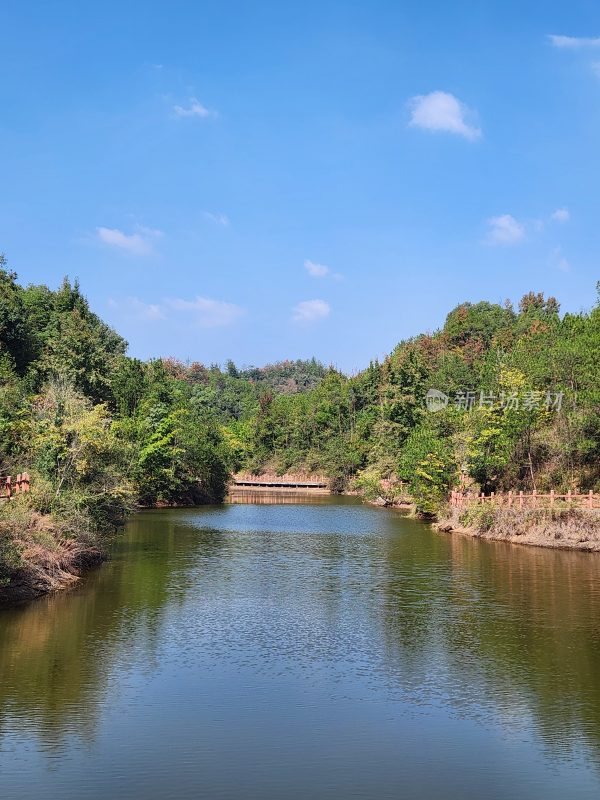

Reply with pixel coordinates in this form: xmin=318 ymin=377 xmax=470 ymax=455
xmin=1 ymin=496 xmax=600 ymax=799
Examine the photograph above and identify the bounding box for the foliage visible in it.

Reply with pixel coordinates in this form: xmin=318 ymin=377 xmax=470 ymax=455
xmin=1 ymin=253 xmax=600 ymax=586
xmin=458 ymin=503 xmax=497 ymax=532
xmin=236 ymin=286 xmax=600 ymax=514
xmin=0 ymin=262 xmax=258 ymax=586
xmin=29 ymin=379 xmax=133 ymax=530
xmin=398 ymin=422 xmax=455 ymax=516
xmin=351 ymin=468 xmax=408 ymax=506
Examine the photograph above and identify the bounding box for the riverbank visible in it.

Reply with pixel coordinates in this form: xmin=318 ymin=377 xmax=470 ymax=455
xmin=4 ymin=489 xmax=600 ymax=607
xmin=435 ymin=504 xmax=600 ymax=552
xmin=0 ymin=502 xmax=108 ymax=605
xmin=234 ymin=476 xmax=600 ymax=555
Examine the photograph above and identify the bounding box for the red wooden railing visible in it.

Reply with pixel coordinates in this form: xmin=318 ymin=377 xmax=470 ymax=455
xmin=0 ymin=473 xmax=31 ymax=500
xmin=233 ymin=471 xmax=329 ymax=488
xmin=450 ymin=488 xmax=599 ymax=510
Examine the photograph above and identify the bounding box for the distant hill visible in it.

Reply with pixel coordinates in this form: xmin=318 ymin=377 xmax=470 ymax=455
xmin=239 ymin=358 xmax=327 ymax=394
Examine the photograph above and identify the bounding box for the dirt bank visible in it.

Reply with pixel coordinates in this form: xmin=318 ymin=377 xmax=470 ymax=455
xmin=0 ymin=512 xmax=105 ymax=605
xmin=435 ymin=506 xmax=600 ymax=552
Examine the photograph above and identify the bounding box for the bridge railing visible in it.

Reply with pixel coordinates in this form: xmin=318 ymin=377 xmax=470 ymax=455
xmin=232 ymin=472 xmax=329 ymax=489
xmin=450 ymin=488 xmax=599 ymax=510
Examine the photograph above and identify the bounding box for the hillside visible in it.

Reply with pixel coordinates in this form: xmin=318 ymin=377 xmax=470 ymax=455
xmin=1 ymin=258 xmax=599 ymax=593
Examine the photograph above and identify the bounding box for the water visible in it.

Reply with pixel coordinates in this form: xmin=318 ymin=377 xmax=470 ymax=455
xmin=1 ymin=496 xmax=600 ymax=799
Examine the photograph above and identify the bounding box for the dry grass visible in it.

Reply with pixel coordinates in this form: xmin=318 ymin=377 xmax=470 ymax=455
xmin=0 ymin=498 xmax=103 ymax=602
xmin=436 ymin=504 xmax=600 ymax=552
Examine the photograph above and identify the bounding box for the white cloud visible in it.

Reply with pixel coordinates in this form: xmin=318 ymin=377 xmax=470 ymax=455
xmin=95 ymin=226 xmax=163 ymax=256
xmin=484 ymin=207 xmax=569 ymax=246
xmin=166 ymin=295 xmax=243 ymax=327
xmin=549 ymin=34 xmax=600 ymax=49
xmin=131 ymin=298 xmax=165 ymax=320
xmin=109 ymin=297 xmax=165 ymax=320
xmin=304 ymin=259 xmax=329 ymax=277
xmin=292 ymin=299 xmax=331 ymax=322
xmin=409 ymin=91 xmax=481 ymax=141
xmin=551 ymin=207 xmax=570 ymax=223
xmin=486 ymin=214 xmax=526 ymax=246
xmin=204 ymin=211 xmax=230 ymax=226
xmin=173 ymin=98 xmax=216 ymax=118
xmin=108 ymin=294 xmax=241 ymax=326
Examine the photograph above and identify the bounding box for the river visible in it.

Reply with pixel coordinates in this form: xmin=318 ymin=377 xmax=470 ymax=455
xmin=1 ymin=496 xmax=600 ymax=799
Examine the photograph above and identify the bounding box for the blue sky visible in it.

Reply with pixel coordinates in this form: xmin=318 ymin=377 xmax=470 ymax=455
xmin=2 ymin=1 xmax=599 ymax=372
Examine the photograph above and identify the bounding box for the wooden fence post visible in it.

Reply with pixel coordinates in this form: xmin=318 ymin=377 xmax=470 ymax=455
xmin=550 ymin=489 xmax=555 ymax=508
xmin=567 ymin=489 xmax=572 ymax=505
xmin=589 ymin=490 xmax=594 ymax=510
xmin=508 ymin=490 xmax=513 ymax=508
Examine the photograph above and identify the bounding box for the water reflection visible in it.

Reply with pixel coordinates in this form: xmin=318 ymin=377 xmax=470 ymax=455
xmin=0 ymin=514 xmax=214 ymax=747
xmin=375 ymin=526 xmax=600 ymax=758
xmin=1 ymin=499 xmax=600 ymax=799
xmin=228 ymin=489 xmax=333 ymax=504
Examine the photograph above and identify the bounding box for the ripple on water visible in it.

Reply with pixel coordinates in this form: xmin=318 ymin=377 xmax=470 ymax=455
xmin=1 ymin=499 xmax=600 ymax=800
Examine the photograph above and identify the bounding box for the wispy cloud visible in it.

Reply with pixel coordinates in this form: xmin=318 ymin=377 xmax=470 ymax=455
xmin=95 ymin=226 xmax=163 ymax=256
xmin=551 ymin=247 xmax=571 ymax=272
xmin=292 ymin=299 xmax=331 ymax=322
xmin=166 ymin=295 xmax=243 ymax=327
xmin=108 ymin=297 xmax=165 ymax=320
xmin=108 ymin=294 xmax=242 ymax=327
xmin=173 ymin=98 xmax=217 ymax=118
xmin=484 ymin=206 xmax=570 ymax=246
xmin=304 ymin=259 xmax=329 ymax=277
xmin=409 ymin=91 xmax=481 ymax=141
xmin=550 ymin=35 xmax=600 ymax=80
xmin=486 ymin=215 xmax=526 ymax=246
xmin=551 ymin=207 xmax=570 ymax=223
xmin=304 ymin=259 xmax=343 ymax=280
xmin=203 ymin=211 xmax=230 ymax=226
xmin=548 ymin=34 xmax=600 ymax=49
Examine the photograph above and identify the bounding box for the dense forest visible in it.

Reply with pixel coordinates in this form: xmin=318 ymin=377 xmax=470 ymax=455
xmin=235 ymin=288 xmax=600 ymax=514
xmin=1 ymin=257 xmax=599 ymax=591
xmin=0 ymin=259 xmax=323 ymax=590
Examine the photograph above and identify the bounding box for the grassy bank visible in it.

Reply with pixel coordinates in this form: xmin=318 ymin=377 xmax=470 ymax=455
xmin=435 ymin=504 xmax=600 ymax=552
xmin=0 ymin=268 xmax=234 ymax=603
xmin=0 ymin=490 xmax=117 ymax=603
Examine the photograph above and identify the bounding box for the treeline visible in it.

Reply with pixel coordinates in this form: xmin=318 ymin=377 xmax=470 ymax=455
xmin=2 ymin=254 xmax=600 ymax=586
xmin=235 ymin=289 xmax=600 ymax=513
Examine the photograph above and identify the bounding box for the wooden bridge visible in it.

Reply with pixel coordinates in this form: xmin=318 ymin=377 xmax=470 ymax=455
xmin=231 ymin=473 xmax=329 ymax=494
xmin=233 ymin=479 xmax=328 ymax=489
